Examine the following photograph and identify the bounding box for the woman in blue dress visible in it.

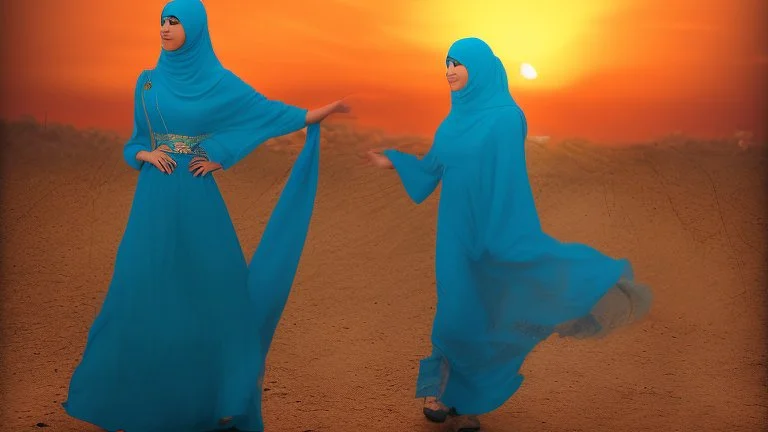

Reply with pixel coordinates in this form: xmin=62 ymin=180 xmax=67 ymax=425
xmin=62 ymin=1 xmax=348 ymax=431
xmin=367 ymin=37 xmax=652 ymax=431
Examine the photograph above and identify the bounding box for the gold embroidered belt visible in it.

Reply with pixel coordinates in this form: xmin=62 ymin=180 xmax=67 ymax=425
xmin=153 ymin=133 xmax=210 ymax=157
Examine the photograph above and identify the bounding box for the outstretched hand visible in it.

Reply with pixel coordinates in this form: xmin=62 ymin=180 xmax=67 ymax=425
xmin=366 ymin=150 xmax=394 ymax=169
xmin=332 ymin=99 xmax=351 ymax=114
xmin=305 ymin=96 xmax=354 ymax=124
xmin=189 ymin=157 xmax=222 ymax=177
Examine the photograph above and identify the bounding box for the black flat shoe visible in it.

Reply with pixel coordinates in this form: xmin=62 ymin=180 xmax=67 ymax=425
xmin=422 ymin=398 xmax=457 ymax=423
xmin=423 ymin=406 xmax=450 ymax=423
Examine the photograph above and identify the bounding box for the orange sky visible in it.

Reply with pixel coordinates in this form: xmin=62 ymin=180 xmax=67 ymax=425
xmin=1 ymin=0 xmax=766 ymax=142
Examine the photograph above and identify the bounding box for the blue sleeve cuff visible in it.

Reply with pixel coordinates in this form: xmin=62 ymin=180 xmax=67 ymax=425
xmin=123 ymin=143 xmax=145 ymax=170
xmin=382 ymin=149 xmax=442 ymax=204
xmin=200 ymin=138 xmax=232 ymax=170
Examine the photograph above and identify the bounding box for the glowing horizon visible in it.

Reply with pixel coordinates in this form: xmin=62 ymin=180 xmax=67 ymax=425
xmin=1 ymin=0 xmax=765 ymax=142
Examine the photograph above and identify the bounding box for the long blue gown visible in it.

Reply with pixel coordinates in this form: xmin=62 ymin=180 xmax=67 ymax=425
xmin=62 ymin=1 xmax=320 ymax=431
xmin=383 ymin=38 xmax=653 ymax=416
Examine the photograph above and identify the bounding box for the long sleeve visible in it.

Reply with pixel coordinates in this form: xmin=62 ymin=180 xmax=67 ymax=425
xmin=122 ymin=70 xmax=152 ymax=170
xmin=383 ymin=147 xmax=443 ymax=204
xmin=197 ymin=75 xmax=308 ymax=170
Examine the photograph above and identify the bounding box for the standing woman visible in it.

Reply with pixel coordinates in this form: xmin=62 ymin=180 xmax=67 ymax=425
xmin=367 ymin=37 xmax=652 ymax=431
xmin=62 ymin=1 xmax=348 ymax=431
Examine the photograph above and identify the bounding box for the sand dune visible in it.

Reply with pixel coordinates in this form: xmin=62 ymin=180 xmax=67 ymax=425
xmin=1 ymin=119 xmax=766 ymax=431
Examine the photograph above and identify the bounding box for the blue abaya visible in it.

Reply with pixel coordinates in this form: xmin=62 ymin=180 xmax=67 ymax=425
xmin=383 ymin=37 xmax=652 ymax=416
xmin=62 ymin=1 xmax=319 ymax=431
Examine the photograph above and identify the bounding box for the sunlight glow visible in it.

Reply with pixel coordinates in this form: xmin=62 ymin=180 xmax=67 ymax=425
xmin=520 ymin=63 xmax=538 ymax=79
xmin=400 ymin=0 xmax=623 ymax=89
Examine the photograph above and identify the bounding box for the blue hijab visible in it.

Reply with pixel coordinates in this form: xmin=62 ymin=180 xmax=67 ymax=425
xmin=436 ymin=38 xmax=525 ymax=145
xmin=156 ymin=0 xmax=226 ymax=98
xmin=447 ymin=37 xmax=518 ymax=113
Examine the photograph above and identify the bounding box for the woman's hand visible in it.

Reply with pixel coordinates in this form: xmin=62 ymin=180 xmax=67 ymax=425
xmin=366 ymin=150 xmax=394 ymax=169
xmin=189 ymin=157 xmax=222 ymax=177
xmin=305 ymin=97 xmax=353 ymax=124
xmin=137 ymin=145 xmax=177 ymax=174
xmin=331 ymin=99 xmax=351 ymax=114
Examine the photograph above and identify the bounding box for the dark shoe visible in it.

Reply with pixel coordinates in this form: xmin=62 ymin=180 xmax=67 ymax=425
xmin=422 ymin=397 xmax=457 ymax=423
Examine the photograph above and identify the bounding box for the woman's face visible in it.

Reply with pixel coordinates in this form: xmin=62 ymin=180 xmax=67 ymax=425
xmin=446 ymin=57 xmax=468 ymax=91
xmin=160 ymin=15 xmax=186 ymax=51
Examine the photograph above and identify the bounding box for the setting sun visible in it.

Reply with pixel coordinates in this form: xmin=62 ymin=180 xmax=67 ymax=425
xmin=520 ymin=63 xmax=538 ymax=80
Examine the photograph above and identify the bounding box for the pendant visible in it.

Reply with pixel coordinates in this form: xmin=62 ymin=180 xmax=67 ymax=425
xmin=144 ymin=81 xmax=152 ymax=90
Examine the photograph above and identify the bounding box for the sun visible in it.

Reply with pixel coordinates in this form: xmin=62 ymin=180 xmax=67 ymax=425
xmin=520 ymin=63 xmax=538 ymax=80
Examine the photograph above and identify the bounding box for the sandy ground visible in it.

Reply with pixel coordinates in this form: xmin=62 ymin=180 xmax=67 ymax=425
xmin=1 ymin=120 xmax=766 ymax=431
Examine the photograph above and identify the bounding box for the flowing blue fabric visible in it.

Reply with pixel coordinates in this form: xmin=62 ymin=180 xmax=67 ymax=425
xmin=63 ymin=1 xmax=320 ymax=431
xmin=383 ymin=38 xmax=652 ymax=416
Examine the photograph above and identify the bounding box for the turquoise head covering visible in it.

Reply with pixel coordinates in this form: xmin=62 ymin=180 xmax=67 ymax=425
xmin=429 ymin=37 xmax=525 ymax=159
xmin=155 ymin=0 xmax=226 ymax=97
xmin=447 ymin=37 xmax=517 ymax=114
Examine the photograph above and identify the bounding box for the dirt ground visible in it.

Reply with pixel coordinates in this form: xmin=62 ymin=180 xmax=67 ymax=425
xmin=1 ymin=121 xmax=766 ymax=431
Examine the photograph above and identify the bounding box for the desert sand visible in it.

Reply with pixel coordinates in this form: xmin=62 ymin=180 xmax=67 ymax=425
xmin=0 ymin=119 xmax=766 ymax=431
